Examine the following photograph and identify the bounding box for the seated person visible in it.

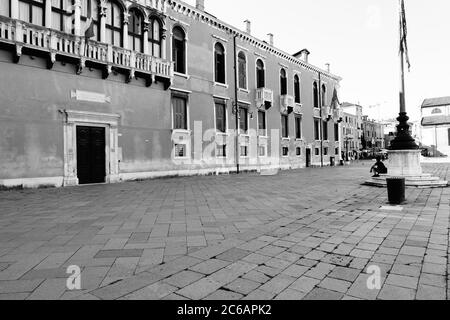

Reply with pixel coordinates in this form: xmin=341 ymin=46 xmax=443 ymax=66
xmin=370 ymin=156 xmax=388 ymax=177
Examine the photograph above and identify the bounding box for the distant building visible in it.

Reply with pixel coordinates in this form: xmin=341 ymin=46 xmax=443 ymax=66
xmin=382 ymin=118 xmax=421 ymax=150
xmin=361 ymin=116 xmax=385 ymax=157
xmin=340 ymin=102 xmax=363 ymax=160
xmin=421 ymin=96 xmax=450 ymax=157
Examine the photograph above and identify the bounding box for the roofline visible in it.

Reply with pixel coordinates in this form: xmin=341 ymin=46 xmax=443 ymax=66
xmin=421 ymin=104 xmax=450 ymax=108
xmin=168 ymin=0 xmax=342 ymax=81
xmin=421 ymin=97 xmax=450 ymax=108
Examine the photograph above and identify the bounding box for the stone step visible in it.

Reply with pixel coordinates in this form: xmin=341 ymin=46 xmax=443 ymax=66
xmin=364 ymin=178 xmax=449 ymax=188
xmin=372 ymin=176 xmax=442 ymax=182
xmin=378 ymin=174 xmax=433 ymax=179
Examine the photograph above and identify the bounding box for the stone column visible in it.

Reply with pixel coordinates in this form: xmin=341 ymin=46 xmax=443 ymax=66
xmin=143 ymin=21 xmax=149 ymax=55
xmin=73 ymin=0 xmax=82 ymax=36
xmin=123 ymin=11 xmax=129 ymax=49
xmin=99 ymin=2 xmax=107 ymax=43
xmin=45 ymin=0 xmax=52 ymax=28
xmin=63 ymin=122 xmax=79 ymax=186
xmin=10 ymin=0 xmax=19 ymax=19
xmin=108 ymin=125 xmax=120 ymax=183
xmin=161 ymin=29 xmax=167 ymax=59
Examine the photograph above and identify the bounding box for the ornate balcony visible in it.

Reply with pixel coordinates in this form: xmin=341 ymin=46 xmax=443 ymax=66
xmin=0 ymin=16 xmax=173 ymax=89
xmin=323 ymin=105 xmax=333 ymax=121
xmin=334 ymin=108 xmax=344 ymax=122
xmin=293 ymin=104 xmax=302 ymax=115
xmin=255 ymin=88 xmax=273 ymax=110
xmin=280 ymin=94 xmax=294 ymax=114
xmin=313 ymin=108 xmax=321 ymax=118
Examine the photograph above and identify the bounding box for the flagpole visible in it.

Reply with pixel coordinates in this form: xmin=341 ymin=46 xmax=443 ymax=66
xmin=389 ymin=0 xmax=418 ymax=150
xmin=399 ymin=0 xmax=406 ymax=115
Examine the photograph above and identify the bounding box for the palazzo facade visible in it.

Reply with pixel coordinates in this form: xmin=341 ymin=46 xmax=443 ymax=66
xmin=0 ymin=0 xmax=343 ymax=188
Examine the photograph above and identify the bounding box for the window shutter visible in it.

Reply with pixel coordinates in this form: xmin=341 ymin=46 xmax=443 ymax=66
xmin=448 ymin=128 xmax=450 ymax=146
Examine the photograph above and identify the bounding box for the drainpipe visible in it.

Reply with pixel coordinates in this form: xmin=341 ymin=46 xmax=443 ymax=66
xmin=318 ymin=72 xmax=323 ymax=167
xmin=233 ymin=34 xmax=240 ymax=174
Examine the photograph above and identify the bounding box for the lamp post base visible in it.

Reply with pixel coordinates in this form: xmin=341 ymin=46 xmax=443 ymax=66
xmin=389 ymin=112 xmax=419 ymax=150
xmin=387 ymin=149 xmax=422 ymax=176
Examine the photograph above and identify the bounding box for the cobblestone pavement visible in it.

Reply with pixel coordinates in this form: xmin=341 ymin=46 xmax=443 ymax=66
xmin=0 ymin=162 xmax=449 ymax=300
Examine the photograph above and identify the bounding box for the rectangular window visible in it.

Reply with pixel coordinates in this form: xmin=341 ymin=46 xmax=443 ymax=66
xmin=19 ymin=1 xmax=30 ymax=22
xmin=217 ymin=145 xmax=226 ymax=158
xmin=215 ymin=101 xmax=227 ymax=133
xmin=258 ymin=145 xmax=266 ymax=157
xmin=282 ymin=147 xmax=289 ymax=157
xmin=281 ymin=115 xmax=289 ymax=138
xmin=173 ymin=96 xmax=187 ymax=130
xmin=258 ymin=110 xmax=266 ymax=136
xmin=296 ymin=147 xmax=301 ymax=156
xmin=240 ymin=145 xmax=248 ymax=157
xmin=335 ymin=148 xmax=339 ymax=155
xmin=51 ymin=0 xmax=69 ymax=32
xmin=314 ymin=119 xmax=320 ymax=140
xmin=239 ymin=107 xmax=248 ymax=134
xmin=174 ymin=144 xmax=186 ymax=158
xmin=315 ymin=148 xmax=320 ymax=156
xmin=323 ymin=121 xmax=328 ymax=140
xmin=324 ymin=147 xmax=328 ymax=156
xmin=0 ymin=0 xmax=9 ymax=17
xmin=295 ymin=116 xmax=302 ymax=139
xmin=334 ymin=123 xmax=339 ymax=140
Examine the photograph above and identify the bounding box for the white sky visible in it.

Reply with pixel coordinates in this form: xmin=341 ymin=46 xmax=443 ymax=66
xmin=184 ymin=0 xmax=450 ymax=122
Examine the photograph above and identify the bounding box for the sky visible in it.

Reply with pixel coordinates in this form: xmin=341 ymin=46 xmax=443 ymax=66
xmin=184 ymin=0 xmax=450 ymax=122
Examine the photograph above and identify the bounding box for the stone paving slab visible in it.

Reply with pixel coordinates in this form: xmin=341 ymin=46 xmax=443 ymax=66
xmin=0 ymin=162 xmax=448 ymax=300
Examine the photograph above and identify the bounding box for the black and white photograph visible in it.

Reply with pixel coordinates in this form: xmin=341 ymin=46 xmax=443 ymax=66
xmin=0 ymin=0 xmax=449 ymax=309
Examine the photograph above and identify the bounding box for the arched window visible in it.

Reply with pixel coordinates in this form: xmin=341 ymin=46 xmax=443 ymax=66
xmin=431 ymin=108 xmax=442 ymax=114
xmin=256 ymin=59 xmax=265 ymax=89
xmin=18 ymin=0 xmax=45 ymax=26
xmin=172 ymin=26 xmax=186 ymax=74
xmin=51 ymin=0 xmax=71 ymax=31
xmin=105 ymin=0 xmax=123 ymax=47
xmin=0 ymin=0 xmax=10 ymax=17
xmin=214 ymin=42 xmax=226 ymax=84
xmin=321 ymin=84 xmax=327 ymax=106
xmin=238 ymin=51 xmax=246 ymax=89
xmin=294 ymin=74 xmax=300 ymax=103
xmin=81 ymin=0 xmax=99 ymax=40
xmin=313 ymin=81 xmax=319 ymax=108
xmin=148 ymin=17 xmax=161 ymax=58
xmin=128 ymin=9 xmax=143 ymax=52
xmin=280 ymin=68 xmax=287 ymax=95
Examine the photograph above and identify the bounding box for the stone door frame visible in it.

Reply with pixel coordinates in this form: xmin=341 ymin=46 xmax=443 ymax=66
xmin=62 ymin=110 xmax=120 ymax=186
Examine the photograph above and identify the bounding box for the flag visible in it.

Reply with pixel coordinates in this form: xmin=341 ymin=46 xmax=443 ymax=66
xmin=399 ymin=0 xmax=411 ymax=71
xmin=84 ymin=0 xmax=95 ymax=39
xmin=331 ymin=87 xmax=340 ymax=109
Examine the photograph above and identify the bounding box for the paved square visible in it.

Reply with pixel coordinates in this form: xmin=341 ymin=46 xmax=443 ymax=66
xmin=0 ymin=162 xmax=448 ymax=300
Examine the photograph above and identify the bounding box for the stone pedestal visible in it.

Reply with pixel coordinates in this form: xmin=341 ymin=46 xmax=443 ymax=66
xmin=364 ymin=149 xmax=448 ymax=188
xmin=387 ymin=149 xmax=422 ymax=176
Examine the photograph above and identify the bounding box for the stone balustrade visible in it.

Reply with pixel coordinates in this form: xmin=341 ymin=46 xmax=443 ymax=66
xmin=0 ymin=16 xmax=173 ymax=82
xmin=280 ymin=94 xmax=294 ymax=114
xmin=256 ymin=88 xmax=274 ymax=110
